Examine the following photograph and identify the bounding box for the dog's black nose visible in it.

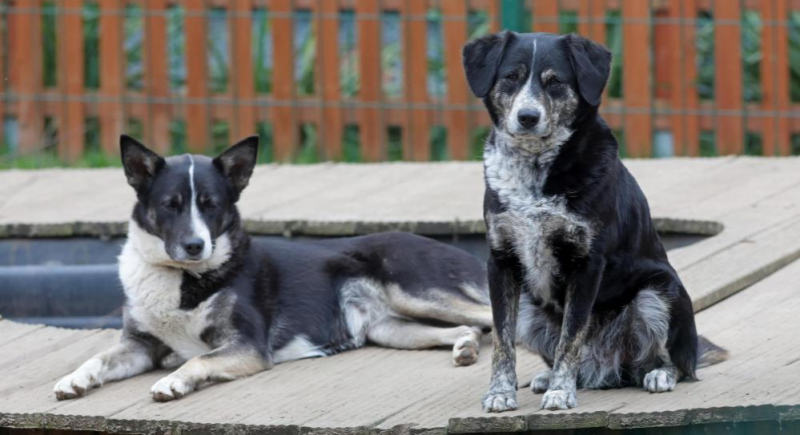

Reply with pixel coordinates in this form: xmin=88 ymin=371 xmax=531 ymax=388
xmin=183 ymin=238 xmax=205 ymax=256
xmin=517 ymin=109 xmax=541 ymax=129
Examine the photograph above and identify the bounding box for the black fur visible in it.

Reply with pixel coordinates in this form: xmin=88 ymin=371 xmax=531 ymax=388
xmin=464 ymin=32 xmax=726 ymax=412
xmin=122 ymin=137 xmax=490 ymax=364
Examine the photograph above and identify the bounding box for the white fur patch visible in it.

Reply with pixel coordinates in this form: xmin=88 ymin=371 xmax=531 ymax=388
xmin=120 ymin=220 xmax=235 ymax=360
xmin=273 ymin=335 xmax=327 ymax=364
xmin=53 ymin=357 xmax=103 ymax=398
xmin=188 ymin=156 xmax=213 ymax=261
xmin=485 ymin=143 xmax=593 ymax=305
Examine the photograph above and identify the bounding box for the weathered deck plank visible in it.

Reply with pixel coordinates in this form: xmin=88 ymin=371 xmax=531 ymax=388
xmin=2 ymin=259 xmax=800 ymax=433
xmin=1 ymin=158 xmax=799 ymax=312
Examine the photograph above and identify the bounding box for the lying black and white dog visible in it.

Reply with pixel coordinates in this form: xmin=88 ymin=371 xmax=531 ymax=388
xmin=54 ymin=136 xmax=492 ymax=402
xmin=462 ymin=32 xmax=728 ymax=412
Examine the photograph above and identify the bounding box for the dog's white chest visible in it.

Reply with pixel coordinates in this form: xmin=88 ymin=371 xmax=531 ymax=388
xmin=119 ymin=243 xmax=214 ymax=360
xmin=485 ymin=147 xmax=592 ymax=301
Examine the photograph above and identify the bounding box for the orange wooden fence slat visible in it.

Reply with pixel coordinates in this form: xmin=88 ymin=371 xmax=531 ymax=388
xmin=271 ymin=0 xmax=296 ymax=161
xmin=622 ymin=0 xmax=651 ymax=157
xmin=99 ymin=0 xmax=125 ymax=156
xmin=185 ymin=0 xmax=209 ymax=152
xmin=775 ymin=0 xmax=791 ymax=155
xmin=13 ymin=0 xmax=42 ymax=154
xmin=406 ymin=0 xmax=429 ymax=161
xmin=357 ymin=0 xmax=383 ymax=161
xmin=318 ymin=0 xmax=342 ymax=160
xmin=146 ymin=0 xmax=171 ymax=153
xmin=714 ymin=1 xmax=743 ymax=155
xmin=532 ymin=0 xmax=559 ymax=33
xmin=577 ymin=0 xmax=591 ymax=37
xmin=442 ymin=0 xmax=469 ymax=160
xmin=0 ymin=1 xmax=5 ymax=146
xmin=60 ymin=0 xmax=85 ymax=162
xmin=762 ymin=0 xmax=791 ymax=155
xmin=233 ymin=0 xmax=256 ymax=141
xmin=487 ymin=0 xmax=500 ymax=33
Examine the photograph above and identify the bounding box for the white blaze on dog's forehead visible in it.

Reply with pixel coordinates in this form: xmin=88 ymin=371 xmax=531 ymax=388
xmin=188 ymin=156 xmax=213 ymax=260
xmin=508 ymin=38 xmax=546 ymax=136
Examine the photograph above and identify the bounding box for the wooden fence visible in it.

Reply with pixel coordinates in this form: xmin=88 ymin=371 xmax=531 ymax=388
xmin=0 ymin=0 xmax=799 ymax=164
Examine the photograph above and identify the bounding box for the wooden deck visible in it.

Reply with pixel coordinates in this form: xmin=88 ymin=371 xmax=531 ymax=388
xmin=1 ymin=157 xmax=800 ymax=433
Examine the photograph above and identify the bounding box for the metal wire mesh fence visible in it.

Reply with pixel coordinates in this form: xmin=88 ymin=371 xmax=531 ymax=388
xmin=1 ymin=0 xmax=800 ymax=167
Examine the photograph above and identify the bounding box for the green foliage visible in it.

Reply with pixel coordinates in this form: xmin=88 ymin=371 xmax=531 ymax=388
xmin=256 ymin=122 xmax=274 ymax=163
xmin=470 ymin=127 xmax=490 ymax=161
xmin=83 ymin=2 xmax=100 ymax=89
xmin=744 ymin=132 xmax=763 ymax=156
xmin=342 ymin=125 xmax=361 ymax=162
xmin=468 ymin=10 xmax=491 ymax=39
xmin=208 ymin=8 xmax=229 ymax=94
xmin=295 ymin=10 xmax=316 ymax=96
xmin=387 ymin=126 xmax=403 ymax=161
xmin=699 ymin=131 xmax=717 ymax=157
xmin=127 ymin=119 xmax=144 ymax=141
xmin=125 ymin=4 xmax=144 ymax=90
xmin=559 ymin=10 xmax=578 ymax=35
xmin=791 ymin=134 xmax=800 ymax=155
xmin=211 ymin=121 xmax=230 ymax=154
xmin=695 ymin=11 xmax=715 ymax=100
xmin=295 ymin=124 xmax=319 ymax=164
xmin=339 ymin=10 xmax=359 ymax=98
xmin=170 ymin=119 xmax=187 ymax=155
xmin=382 ymin=13 xmax=403 ymax=97
xmin=42 ymin=2 xmax=57 ymax=88
xmin=252 ymin=9 xmax=273 ymax=94
xmin=606 ymin=11 xmax=623 ymax=99
xmin=168 ymin=6 xmax=187 ymax=92
xmin=613 ymin=129 xmax=626 ymax=158
xmin=741 ymin=10 xmax=762 ymax=102
xmin=426 ymin=9 xmax=446 ymax=97
xmin=789 ymin=13 xmax=800 ymax=102
xmin=429 ymin=126 xmax=449 ymax=161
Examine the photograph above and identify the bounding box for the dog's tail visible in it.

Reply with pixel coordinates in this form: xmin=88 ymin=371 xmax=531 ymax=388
xmin=697 ymin=335 xmax=729 ymax=368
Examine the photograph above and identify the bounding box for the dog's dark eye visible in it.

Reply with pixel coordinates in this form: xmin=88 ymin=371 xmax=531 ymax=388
xmin=504 ymin=71 xmax=520 ymax=82
xmin=544 ymin=75 xmax=562 ymax=86
xmin=200 ymin=196 xmax=217 ymax=211
xmin=161 ymin=197 xmax=181 ymax=211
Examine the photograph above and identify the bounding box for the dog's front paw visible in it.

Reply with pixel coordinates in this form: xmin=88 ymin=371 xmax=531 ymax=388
xmin=54 ymin=359 xmax=102 ymax=400
xmin=151 ymin=375 xmax=193 ymax=402
xmin=643 ymin=368 xmax=677 ymax=393
xmin=541 ymin=389 xmax=577 ymax=410
xmin=452 ymin=327 xmax=481 ymax=367
xmin=531 ymin=370 xmax=551 ymax=394
xmin=482 ymin=390 xmax=518 ymax=413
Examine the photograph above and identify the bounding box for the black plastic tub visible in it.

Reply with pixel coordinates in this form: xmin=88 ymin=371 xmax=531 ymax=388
xmin=0 ymin=232 xmax=705 ymax=329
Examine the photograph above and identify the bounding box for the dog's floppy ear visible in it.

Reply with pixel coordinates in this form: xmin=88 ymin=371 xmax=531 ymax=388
xmin=213 ymin=136 xmax=259 ymax=198
xmin=120 ymin=135 xmax=164 ymax=193
xmin=564 ymin=33 xmax=612 ymax=107
xmin=462 ymin=31 xmax=513 ymax=98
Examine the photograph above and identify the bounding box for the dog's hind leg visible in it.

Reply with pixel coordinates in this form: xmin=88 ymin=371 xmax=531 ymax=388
xmin=150 ymin=342 xmax=271 ymax=402
xmin=384 ymin=284 xmax=494 ymax=329
xmin=367 ymin=317 xmax=483 ymax=366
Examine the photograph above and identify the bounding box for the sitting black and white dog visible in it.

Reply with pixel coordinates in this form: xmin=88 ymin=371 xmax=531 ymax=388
xmin=462 ymin=32 xmax=728 ymax=412
xmin=54 ymin=136 xmax=492 ymax=402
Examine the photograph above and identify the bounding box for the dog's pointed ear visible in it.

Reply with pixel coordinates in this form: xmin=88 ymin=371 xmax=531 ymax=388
xmin=462 ymin=31 xmax=514 ymax=98
xmin=564 ymin=33 xmax=612 ymax=107
xmin=213 ymin=136 xmax=259 ymax=197
xmin=120 ymin=135 xmax=164 ymax=193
